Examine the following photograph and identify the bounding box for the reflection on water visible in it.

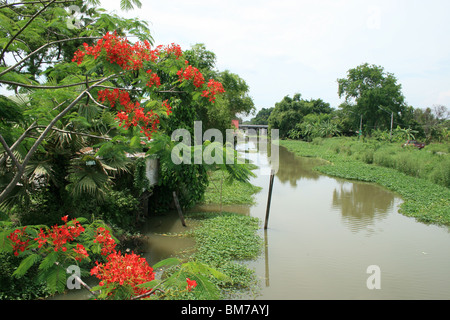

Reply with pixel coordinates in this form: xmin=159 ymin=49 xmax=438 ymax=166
xmin=140 ymin=211 xmax=196 ymax=266
xmin=245 ymin=144 xmax=450 ymax=300
xmin=275 ymin=146 xmax=323 ymax=186
xmin=332 ymin=182 xmax=395 ymax=235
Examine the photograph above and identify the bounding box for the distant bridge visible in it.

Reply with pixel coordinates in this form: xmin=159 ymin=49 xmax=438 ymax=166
xmin=238 ymin=124 xmax=269 ymax=130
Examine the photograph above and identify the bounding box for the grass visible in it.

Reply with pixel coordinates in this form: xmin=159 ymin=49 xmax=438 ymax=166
xmin=185 ymin=212 xmax=263 ymax=298
xmin=280 ymin=137 xmax=450 ymax=227
xmin=202 ymin=168 xmax=263 ymax=206
xmin=162 ymin=168 xmax=264 ymax=299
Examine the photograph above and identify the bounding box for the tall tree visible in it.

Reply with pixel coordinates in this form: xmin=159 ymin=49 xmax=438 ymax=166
xmin=0 ymin=1 xmax=228 ymax=209
xmin=337 ymin=63 xmax=408 ymax=133
xmin=250 ymin=107 xmax=274 ymax=125
xmin=268 ymin=93 xmax=331 ymax=138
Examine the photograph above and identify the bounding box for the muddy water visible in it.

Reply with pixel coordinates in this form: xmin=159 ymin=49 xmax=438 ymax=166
xmin=54 ymin=141 xmax=450 ymax=300
xmin=243 ymin=144 xmax=450 ymax=300
xmin=143 ymin=141 xmax=450 ymax=299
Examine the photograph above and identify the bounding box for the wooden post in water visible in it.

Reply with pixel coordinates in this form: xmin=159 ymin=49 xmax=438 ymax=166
xmin=173 ymin=191 xmax=187 ymax=227
xmin=264 ymin=170 xmax=275 ymax=230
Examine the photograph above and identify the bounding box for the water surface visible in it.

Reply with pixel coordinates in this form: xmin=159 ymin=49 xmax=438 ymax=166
xmin=243 ymin=144 xmax=450 ymax=300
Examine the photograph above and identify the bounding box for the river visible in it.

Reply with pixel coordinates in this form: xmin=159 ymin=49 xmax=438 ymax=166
xmin=245 ymin=144 xmax=450 ymax=299
xmin=53 ymin=140 xmax=450 ymax=300
xmin=194 ymin=141 xmax=450 ymax=300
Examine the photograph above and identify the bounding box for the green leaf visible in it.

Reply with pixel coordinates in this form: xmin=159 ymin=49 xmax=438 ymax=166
xmin=136 ymin=279 xmax=161 ymax=289
xmin=192 ymin=91 xmax=202 ymax=101
xmin=130 ymin=136 xmax=141 ymax=149
xmin=39 ymin=251 xmax=59 ymax=271
xmin=0 ymin=230 xmax=13 ymax=253
xmin=152 ymin=257 xmax=182 ymax=269
xmin=190 ymin=274 xmax=221 ymax=300
xmin=182 ymin=261 xmax=230 ymax=281
xmin=42 ymin=266 xmax=67 ymax=294
xmin=120 ymin=0 xmax=142 ymax=11
xmin=12 ymin=254 xmax=41 ymax=278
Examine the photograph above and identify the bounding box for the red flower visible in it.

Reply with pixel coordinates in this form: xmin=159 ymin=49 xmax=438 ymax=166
xmin=146 ymin=70 xmax=161 ymax=88
xmin=186 ymin=278 xmax=197 ymax=291
xmin=162 ymin=100 xmax=172 ymax=116
xmin=177 ymin=65 xmax=205 ymax=88
xmin=90 ymin=251 xmax=155 ymax=297
xmin=165 ymin=43 xmax=183 ymax=59
xmin=8 ymin=227 xmax=30 ymax=256
xmin=94 ymin=227 xmax=117 ymax=256
xmin=201 ymin=79 xmax=226 ymax=103
xmin=71 ymin=31 xmax=157 ymax=70
xmin=73 ymin=244 xmax=89 ymax=261
xmin=33 ymin=217 xmax=85 ymax=253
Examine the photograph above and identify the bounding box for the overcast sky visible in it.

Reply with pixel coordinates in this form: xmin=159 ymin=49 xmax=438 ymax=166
xmin=11 ymin=1 xmax=450 ymax=118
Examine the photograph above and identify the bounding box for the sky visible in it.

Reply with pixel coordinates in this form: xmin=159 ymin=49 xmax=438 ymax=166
xmin=6 ymin=0 xmax=450 ymax=119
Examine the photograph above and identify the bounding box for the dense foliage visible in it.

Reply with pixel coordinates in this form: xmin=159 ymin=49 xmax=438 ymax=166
xmin=267 ymin=93 xmax=332 ymax=139
xmin=0 ymin=0 xmax=257 ymax=300
xmin=255 ymin=63 xmax=448 ymax=144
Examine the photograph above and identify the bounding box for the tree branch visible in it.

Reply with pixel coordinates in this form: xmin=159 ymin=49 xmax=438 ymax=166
xmin=0 ymin=73 xmax=121 ymax=203
xmin=0 ymin=79 xmax=108 ymax=90
xmin=0 ymin=37 xmax=101 ymax=77
xmin=0 ymin=0 xmax=57 ymax=62
xmin=0 ymin=100 xmax=69 ymax=167
xmin=0 ymin=134 xmax=22 ymax=170
xmin=131 ymin=279 xmax=168 ymax=300
xmin=85 ymin=91 xmax=108 ymax=109
xmin=0 ymin=0 xmax=77 ymax=10
xmin=73 ymin=274 xmax=99 ymax=298
xmin=39 ymin=126 xmax=112 ymax=141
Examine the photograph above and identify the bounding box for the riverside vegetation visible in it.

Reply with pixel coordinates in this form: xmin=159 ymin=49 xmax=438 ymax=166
xmin=140 ymin=169 xmax=264 ymax=300
xmin=280 ymin=137 xmax=450 ymax=227
xmin=160 ymin=165 xmax=264 ymax=300
xmin=0 ymin=0 xmax=259 ymax=300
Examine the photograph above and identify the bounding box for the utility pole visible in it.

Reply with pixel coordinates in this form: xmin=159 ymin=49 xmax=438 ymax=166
xmin=390 ymin=112 xmax=394 ymax=140
xmin=264 ymin=170 xmax=275 ymax=230
xmin=358 ymin=114 xmax=363 ymax=140
xmin=360 ymin=115 xmax=363 ymax=133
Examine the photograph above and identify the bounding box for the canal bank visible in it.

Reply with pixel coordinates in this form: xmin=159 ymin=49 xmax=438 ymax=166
xmin=242 ymin=141 xmax=450 ymax=300
xmin=140 ymin=140 xmax=450 ymax=300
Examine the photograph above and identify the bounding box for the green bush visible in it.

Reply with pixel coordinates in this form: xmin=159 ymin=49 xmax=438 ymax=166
xmin=100 ymin=189 xmax=140 ymax=228
xmin=0 ymin=252 xmax=51 ymax=300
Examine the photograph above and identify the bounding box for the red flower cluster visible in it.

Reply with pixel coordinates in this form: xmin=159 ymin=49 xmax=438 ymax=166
xmin=133 ymin=108 xmax=160 ymax=139
xmin=162 ymin=100 xmax=172 ymax=116
xmin=186 ymin=278 xmax=197 ymax=292
xmin=93 ymin=227 xmax=117 ymax=256
xmin=97 ymin=88 xmax=131 ymax=108
xmin=73 ymin=243 xmax=89 ymax=261
xmin=71 ymin=32 xmax=227 ymax=142
xmin=164 ymin=43 xmax=183 ymax=59
xmin=71 ymin=33 xmax=184 ymax=70
xmin=177 ymin=63 xmax=205 ymax=88
xmin=72 ymin=50 xmax=85 ymax=65
xmin=34 ymin=216 xmax=85 ymax=253
xmin=146 ymin=70 xmax=161 ymax=88
xmin=97 ymin=88 xmax=160 ymax=140
xmin=90 ymin=251 xmax=155 ymax=297
xmin=7 ymin=227 xmax=30 ymax=256
xmin=72 ymin=32 xmax=156 ymax=71
xmin=201 ymin=79 xmax=226 ymax=103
